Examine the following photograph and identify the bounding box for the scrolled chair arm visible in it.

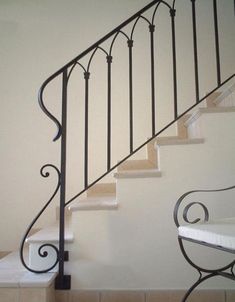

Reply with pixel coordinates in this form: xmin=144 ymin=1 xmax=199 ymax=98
xmin=173 ymin=185 xmax=235 ymax=228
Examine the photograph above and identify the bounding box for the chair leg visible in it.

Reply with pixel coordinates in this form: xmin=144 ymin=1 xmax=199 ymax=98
xmin=178 ymin=237 xmax=235 ymax=302
xmin=182 ymin=272 xmax=218 ymax=302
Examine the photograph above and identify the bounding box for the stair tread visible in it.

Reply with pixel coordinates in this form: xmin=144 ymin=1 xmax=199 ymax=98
xmin=69 ymin=195 xmax=118 ymax=211
xmin=200 ymin=106 xmax=235 ymax=114
xmin=0 ymin=251 xmax=57 ymax=287
xmin=26 ymin=224 xmax=74 ymax=244
xmin=156 ymin=137 xmax=204 ymax=146
xmin=212 ymin=82 xmax=235 ymax=105
xmin=114 ymin=169 xmax=161 ymax=179
xmin=185 ymin=106 xmax=235 ymax=126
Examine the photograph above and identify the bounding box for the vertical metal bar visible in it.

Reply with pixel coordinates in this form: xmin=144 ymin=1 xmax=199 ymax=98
xmin=58 ymin=69 xmax=67 ymax=288
xmin=170 ymin=8 xmax=178 ymax=119
xmin=84 ymin=71 xmax=90 ymax=188
xmin=191 ymin=0 xmax=200 ymax=103
xmin=149 ymin=24 xmax=156 ymax=136
xmin=213 ymin=0 xmax=221 ymax=85
xmin=128 ymin=39 xmax=134 ymax=153
xmin=107 ymin=55 xmax=112 ymax=171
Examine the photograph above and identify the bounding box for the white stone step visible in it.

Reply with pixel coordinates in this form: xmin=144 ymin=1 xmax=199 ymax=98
xmin=0 ymin=251 xmax=56 ymax=288
xmin=156 ymin=137 xmax=204 ymax=146
xmin=68 ymin=195 xmax=118 ymax=212
xmin=26 ymin=224 xmax=73 ymax=244
xmin=114 ymin=169 xmax=162 ymax=179
xmin=212 ymin=81 xmax=235 ymax=106
xmin=185 ymin=107 xmax=235 ymax=127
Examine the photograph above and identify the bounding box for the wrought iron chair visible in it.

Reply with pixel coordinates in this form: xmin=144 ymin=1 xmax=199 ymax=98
xmin=174 ymin=185 xmax=235 ymax=301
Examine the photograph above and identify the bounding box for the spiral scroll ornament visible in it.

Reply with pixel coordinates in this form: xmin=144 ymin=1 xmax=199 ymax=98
xmin=183 ymin=202 xmax=209 ymax=224
xmin=20 ymin=164 xmax=61 ymax=273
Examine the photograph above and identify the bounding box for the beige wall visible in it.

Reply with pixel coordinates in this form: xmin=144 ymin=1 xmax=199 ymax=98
xmin=0 ymin=0 xmax=234 ymax=253
xmin=69 ymin=110 xmax=235 ymax=290
xmin=0 ymin=0 xmax=148 ymax=251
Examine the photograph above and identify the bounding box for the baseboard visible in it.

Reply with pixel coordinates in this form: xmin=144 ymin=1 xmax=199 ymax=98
xmin=55 ymin=289 xmax=235 ymax=302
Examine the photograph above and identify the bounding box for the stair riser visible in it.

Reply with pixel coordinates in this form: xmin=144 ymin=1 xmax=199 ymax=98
xmin=87 ymin=183 xmax=116 ymax=197
xmin=147 ymin=140 xmax=157 ymax=165
xmin=118 ymin=160 xmax=155 ymax=171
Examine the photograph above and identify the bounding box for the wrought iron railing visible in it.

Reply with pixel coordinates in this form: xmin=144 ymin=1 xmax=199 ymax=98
xmin=20 ymin=0 xmax=235 ymax=289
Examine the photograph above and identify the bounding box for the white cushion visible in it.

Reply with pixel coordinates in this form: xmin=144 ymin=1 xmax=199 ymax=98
xmin=178 ymin=217 xmax=235 ymax=251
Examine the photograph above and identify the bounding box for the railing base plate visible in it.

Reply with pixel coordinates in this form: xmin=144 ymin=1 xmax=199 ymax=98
xmin=55 ymin=275 xmax=71 ymax=290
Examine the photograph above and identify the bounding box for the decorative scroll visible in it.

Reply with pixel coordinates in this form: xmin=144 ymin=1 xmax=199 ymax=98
xmin=183 ymin=202 xmax=209 ymax=224
xmin=173 ymin=185 xmax=235 ymax=227
xmin=20 ymin=164 xmax=61 ymax=273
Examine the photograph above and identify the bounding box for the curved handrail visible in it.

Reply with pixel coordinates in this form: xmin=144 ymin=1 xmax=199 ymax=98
xmin=38 ymin=81 xmax=62 ymax=142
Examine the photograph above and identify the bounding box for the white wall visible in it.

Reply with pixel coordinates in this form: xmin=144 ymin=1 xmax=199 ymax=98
xmin=68 ymin=110 xmax=235 ymax=290
xmin=0 ymin=0 xmax=150 ymax=251
xmin=0 ymin=0 xmax=234 ymax=253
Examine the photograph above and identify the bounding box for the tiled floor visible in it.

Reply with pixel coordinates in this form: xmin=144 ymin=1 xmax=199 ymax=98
xmin=1 ymin=288 xmax=235 ymax=302
xmin=54 ymin=290 xmax=234 ymax=302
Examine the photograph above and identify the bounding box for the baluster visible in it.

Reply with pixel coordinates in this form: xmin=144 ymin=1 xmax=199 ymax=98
xmin=213 ymin=0 xmax=221 ymax=86
xmin=191 ymin=0 xmax=200 ymax=103
xmin=170 ymin=8 xmax=178 ymax=119
xmin=107 ymin=55 xmax=112 ymax=170
xmin=128 ymin=39 xmax=134 ymax=153
xmin=55 ymin=69 xmax=71 ymax=289
xmin=84 ymin=71 xmax=90 ymax=188
xmin=149 ymin=24 xmax=156 ymax=136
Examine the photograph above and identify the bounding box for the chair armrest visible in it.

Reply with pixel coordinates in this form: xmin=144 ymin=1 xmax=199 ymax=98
xmin=173 ymin=185 xmax=235 ymax=228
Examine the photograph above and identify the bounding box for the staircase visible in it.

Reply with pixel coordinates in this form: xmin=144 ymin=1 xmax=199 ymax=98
xmin=1 ymin=80 xmax=235 ymax=301
xmin=0 ymin=0 xmax=234 ymax=301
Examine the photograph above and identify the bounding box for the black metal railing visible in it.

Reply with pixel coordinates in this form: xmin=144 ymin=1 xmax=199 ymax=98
xmin=20 ymin=0 xmax=234 ymax=289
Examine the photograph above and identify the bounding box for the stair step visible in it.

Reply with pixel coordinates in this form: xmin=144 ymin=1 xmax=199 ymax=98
xmin=184 ymin=106 xmax=235 ymax=127
xmin=156 ymin=137 xmax=204 ymax=146
xmin=206 ymin=91 xmax=221 ymax=107
xmin=210 ymin=81 xmax=235 ymax=106
xmin=69 ymin=196 xmax=118 ymax=211
xmin=56 ymin=206 xmax=72 ymax=220
xmin=177 ymin=114 xmax=191 ymax=138
xmin=87 ymin=183 xmax=116 ymax=197
xmin=0 ymin=251 xmax=56 ymax=287
xmin=0 ymin=251 xmax=11 ymax=259
xmin=114 ymin=169 xmax=162 ymax=179
xmin=200 ymin=106 xmax=235 ymax=114
xmin=147 ymin=139 xmax=157 ymax=165
xmin=118 ymin=159 xmax=155 ymax=171
xmin=26 ymin=224 xmax=74 ymax=244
